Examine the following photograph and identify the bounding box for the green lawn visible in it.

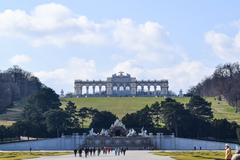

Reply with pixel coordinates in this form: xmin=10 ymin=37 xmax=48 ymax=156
xmin=207 ymin=97 xmax=240 ymax=124
xmin=61 ymin=97 xmax=192 ymax=118
xmin=155 ymin=151 xmax=225 ymax=160
xmin=0 ymin=152 xmax=70 ymax=160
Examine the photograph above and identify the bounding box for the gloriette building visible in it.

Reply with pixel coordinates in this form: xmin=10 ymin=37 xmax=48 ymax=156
xmin=74 ymin=72 xmax=168 ymax=97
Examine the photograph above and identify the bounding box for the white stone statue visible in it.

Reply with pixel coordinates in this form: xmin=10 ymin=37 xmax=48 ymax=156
xmin=104 ymin=130 xmax=109 ymax=136
xmin=99 ymin=129 xmax=109 ymax=136
xmin=89 ymin=128 xmax=97 ymax=136
xmin=110 ymin=119 xmax=126 ymax=129
xmin=105 ymin=130 xmax=109 ymax=136
xmin=100 ymin=129 xmax=105 ymax=135
xmin=127 ymin=128 xmax=136 ymax=137
xmin=139 ymin=127 xmax=148 ymax=137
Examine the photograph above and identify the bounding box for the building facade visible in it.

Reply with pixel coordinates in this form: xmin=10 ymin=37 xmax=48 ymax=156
xmin=74 ymin=72 xmax=168 ymax=97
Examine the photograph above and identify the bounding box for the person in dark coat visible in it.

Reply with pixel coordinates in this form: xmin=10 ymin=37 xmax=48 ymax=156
xmin=78 ymin=148 xmax=82 ymax=157
xmin=90 ymin=147 xmax=93 ymax=156
xmin=97 ymin=148 xmax=101 ymax=156
xmin=74 ymin=149 xmax=77 ymax=157
xmin=93 ymin=147 xmax=96 ymax=156
xmin=84 ymin=147 xmax=89 ymax=158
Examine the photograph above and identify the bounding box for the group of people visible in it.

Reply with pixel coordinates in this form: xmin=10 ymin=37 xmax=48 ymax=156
xmin=73 ymin=147 xmax=127 ymax=158
xmin=72 ymin=144 xmax=239 ymax=159
xmin=225 ymin=144 xmax=240 ymax=160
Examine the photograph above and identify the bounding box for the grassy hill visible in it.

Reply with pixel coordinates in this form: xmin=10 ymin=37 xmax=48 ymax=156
xmin=1 ymin=96 xmax=240 ymax=125
xmin=61 ymin=97 xmax=240 ymax=123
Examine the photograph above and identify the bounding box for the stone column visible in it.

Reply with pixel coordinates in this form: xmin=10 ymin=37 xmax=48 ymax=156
xmin=141 ymin=85 xmax=144 ymax=92
xmin=99 ymin=86 xmax=102 ymax=95
xmin=154 ymin=85 xmax=157 ymax=96
xmin=93 ymin=85 xmax=95 ymax=95
xmin=147 ymin=85 xmax=150 ymax=95
xmin=86 ymin=86 xmax=89 ymax=96
xmin=106 ymin=82 xmax=113 ymax=96
xmin=75 ymin=84 xmax=82 ymax=96
xmin=79 ymin=86 xmax=82 ymax=96
xmin=130 ymin=83 xmax=137 ymax=96
xmin=161 ymin=86 xmax=168 ymax=95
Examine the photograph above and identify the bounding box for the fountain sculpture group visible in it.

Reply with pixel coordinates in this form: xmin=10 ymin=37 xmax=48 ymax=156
xmin=88 ymin=120 xmax=148 ymax=137
xmin=83 ymin=120 xmax=152 ymax=149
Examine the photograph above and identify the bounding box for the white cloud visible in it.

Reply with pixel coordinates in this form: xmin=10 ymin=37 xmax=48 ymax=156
xmin=205 ymin=29 xmax=240 ymax=61
xmin=0 ymin=3 xmax=185 ymax=65
xmin=0 ymin=3 xmax=107 ymax=46
xmin=113 ymin=19 xmax=176 ymax=62
xmin=109 ymin=60 xmax=213 ymax=93
xmin=34 ymin=57 xmax=97 ymax=93
xmin=9 ymin=54 xmax=32 ymax=65
xmin=147 ymin=61 xmax=213 ymax=92
xmin=112 ymin=60 xmax=143 ymax=78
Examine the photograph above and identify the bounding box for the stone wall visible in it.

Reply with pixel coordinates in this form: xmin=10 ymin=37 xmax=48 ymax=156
xmin=0 ymin=134 xmax=237 ymax=151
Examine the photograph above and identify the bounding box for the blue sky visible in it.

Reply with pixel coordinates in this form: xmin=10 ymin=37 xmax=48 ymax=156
xmin=0 ymin=0 xmax=240 ymax=94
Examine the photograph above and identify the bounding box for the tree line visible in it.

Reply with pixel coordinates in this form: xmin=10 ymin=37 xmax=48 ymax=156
xmin=122 ymin=96 xmax=238 ymax=141
xmin=0 ymin=66 xmax=42 ymax=113
xmin=0 ymin=87 xmax=118 ymax=140
xmin=188 ymin=62 xmax=240 ymax=112
xmin=0 ymin=87 xmax=239 ymax=143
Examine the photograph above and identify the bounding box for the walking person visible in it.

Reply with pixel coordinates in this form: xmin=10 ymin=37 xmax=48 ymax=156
xmin=74 ymin=149 xmax=77 ymax=157
xmin=225 ymin=144 xmax=232 ymax=160
xmin=90 ymin=147 xmax=93 ymax=156
xmin=78 ymin=148 xmax=82 ymax=157
xmin=117 ymin=147 xmax=120 ymax=156
xmin=84 ymin=147 xmax=89 ymax=158
xmin=97 ymin=148 xmax=101 ymax=156
xmin=93 ymin=147 xmax=96 ymax=156
xmin=114 ymin=148 xmax=117 ymax=156
xmin=123 ymin=147 xmax=127 ymax=156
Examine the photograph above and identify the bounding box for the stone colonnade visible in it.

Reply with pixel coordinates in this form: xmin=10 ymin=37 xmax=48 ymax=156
xmin=74 ymin=80 xmax=168 ymax=97
xmin=74 ymin=80 xmax=107 ymax=96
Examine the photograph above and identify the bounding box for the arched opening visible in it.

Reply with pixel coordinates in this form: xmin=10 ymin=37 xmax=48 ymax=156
xmin=95 ymin=86 xmax=100 ymax=93
xmin=137 ymin=85 xmax=142 ymax=91
xmin=150 ymin=85 xmax=155 ymax=91
xmin=113 ymin=86 xmax=118 ymax=91
xmin=143 ymin=85 xmax=148 ymax=92
xmin=88 ymin=86 xmax=93 ymax=94
xmin=101 ymin=85 xmax=106 ymax=91
xmin=119 ymin=86 xmax=124 ymax=91
xmin=82 ymin=86 xmax=87 ymax=95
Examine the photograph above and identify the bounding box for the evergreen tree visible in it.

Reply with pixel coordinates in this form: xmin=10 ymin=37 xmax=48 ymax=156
xmin=65 ymin=101 xmax=79 ymax=129
xmin=21 ymin=87 xmax=62 ymax=137
xmin=186 ymin=95 xmax=213 ymax=120
xmin=45 ymin=109 xmax=69 ymax=137
xmin=90 ymin=111 xmax=117 ymax=131
xmin=122 ymin=105 xmax=155 ymax=132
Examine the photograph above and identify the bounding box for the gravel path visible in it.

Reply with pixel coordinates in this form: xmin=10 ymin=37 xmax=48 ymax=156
xmin=27 ymin=150 xmax=173 ymax=160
